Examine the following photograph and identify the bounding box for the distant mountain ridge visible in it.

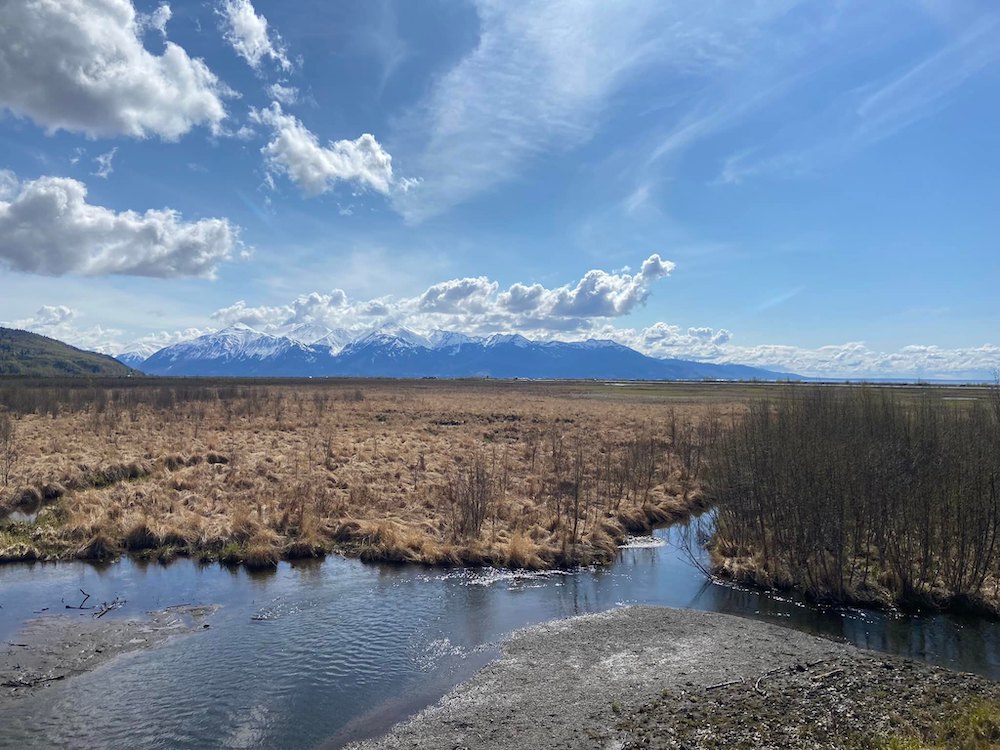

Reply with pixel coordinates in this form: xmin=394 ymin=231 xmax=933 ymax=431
xmin=0 ymin=327 xmax=137 ymax=377
xmin=133 ymin=325 xmax=795 ymax=380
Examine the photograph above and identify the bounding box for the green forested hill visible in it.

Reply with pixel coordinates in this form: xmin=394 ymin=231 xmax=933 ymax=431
xmin=0 ymin=327 xmax=138 ymax=377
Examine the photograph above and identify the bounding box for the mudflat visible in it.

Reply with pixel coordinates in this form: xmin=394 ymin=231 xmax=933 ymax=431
xmin=1 ymin=604 xmax=216 ymax=703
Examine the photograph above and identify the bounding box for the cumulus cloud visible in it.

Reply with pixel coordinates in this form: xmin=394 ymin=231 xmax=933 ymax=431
xmin=0 ymin=172 xmax=244 ymax=278
xmin=0 ymin=0 xmax=229 ymax=140
xmin=208 ymin=254 xmax=674 ymax=337
xmin=2 ymin=304 xmax=131 ymax=354
xmin=251 ymin=103 xmax=395 ymax=195
xmin=419 ymin=277 xmax=499 ymax=314
xmin=10 ymin=252 xmax=997 ymax=378
xmin=217 ymin=0 xmax=291 ymax=72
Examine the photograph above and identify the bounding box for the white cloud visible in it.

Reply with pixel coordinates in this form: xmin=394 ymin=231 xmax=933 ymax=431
xmin=267 ymin=83 xmax=299 ymax=105
xmin=0 ymin=0 xmax=229 ymax=140
xmin=0 ymin=170 xmax=17 ymax=200
xmin=8 ymin=253 xmax=997 ymax=379
xmin=217 ymin=0 xmax=291 ymax=72
xmin=251 ymin=103 xmax=395 ymax=195
xmin=11 ymin=305 xmax=79 ymax=330
xmin=391 ymin=0 xmax=801 ymax=221
xmin=594 ymin=324 xmax=999 ymax=380
xmin=0 ymin=172 xmax=244 ymax=278
xmin=140 ymin=3 xmax=172 ymax=37
xmin=92 ymin=148 xmax=118 ymax=179
xmin=210 ymin=253 xmax=673 ymax=335
xmin=3 ymin=304 xmax=128 ymax=353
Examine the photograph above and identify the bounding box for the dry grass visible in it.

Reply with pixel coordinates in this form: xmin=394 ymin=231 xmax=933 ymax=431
xmin=0 ymin=380 xmax=725 ymax=569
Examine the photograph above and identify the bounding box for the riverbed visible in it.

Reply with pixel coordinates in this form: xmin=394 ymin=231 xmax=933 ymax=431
xmin=1 ymin=522 xmax=997 ymax=749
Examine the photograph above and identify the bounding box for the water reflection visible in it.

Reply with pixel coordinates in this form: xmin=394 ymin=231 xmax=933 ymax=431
xmin=0 ymin=522 xmax=996 ymax=750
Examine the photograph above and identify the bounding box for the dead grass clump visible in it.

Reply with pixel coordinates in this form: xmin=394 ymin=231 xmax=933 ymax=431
xmin=40 ymin=482 xmax=65 ymax=501
xmin=505 ymin=531 xmax=544 ymax=569
xmin=243 ymin=537 xmax=280 ymax=569
xmin=0 ymin=541 xmax=39 ymax=562
xmin=77 ymin=531 xmax=119 ymax=561
xmin=122 ymin=519 xmax=160 ymax=551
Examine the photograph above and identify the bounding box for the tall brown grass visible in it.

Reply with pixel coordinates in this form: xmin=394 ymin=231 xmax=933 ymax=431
xmin=0 ymin=379 xmax=714 ymax=569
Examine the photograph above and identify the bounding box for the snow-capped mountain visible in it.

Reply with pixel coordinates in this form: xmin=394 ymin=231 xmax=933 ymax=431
xmin=427 ymin=330 xmax=483 ymax=349
xmin=135 ymin=325 xmax=794 ymax=380
xmin=141 ymin=325 xmax=320 ymax=376
xmin=115 ymin=343 xmax=161 ymax=368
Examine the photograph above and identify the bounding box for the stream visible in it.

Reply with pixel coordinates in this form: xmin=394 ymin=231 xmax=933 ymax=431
xmin=0 ymin=521 xmax=997 ymax=749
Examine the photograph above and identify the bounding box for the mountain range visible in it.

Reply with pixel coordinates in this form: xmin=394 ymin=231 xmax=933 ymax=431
xmin=126 ymin=324 xmax=795 ymax=380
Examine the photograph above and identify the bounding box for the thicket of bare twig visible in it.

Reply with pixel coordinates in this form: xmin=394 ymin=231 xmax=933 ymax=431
xmin=706 ymin=386 xmax=1000 ymax=613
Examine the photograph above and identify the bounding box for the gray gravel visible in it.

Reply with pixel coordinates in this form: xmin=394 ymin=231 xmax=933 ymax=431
xmin=348 ymin=606 xmax=857 ymax=750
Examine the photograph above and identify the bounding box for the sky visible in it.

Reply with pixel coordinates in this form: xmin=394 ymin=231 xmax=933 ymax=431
xmin=0 ymin=0 xmax=998 ymax=379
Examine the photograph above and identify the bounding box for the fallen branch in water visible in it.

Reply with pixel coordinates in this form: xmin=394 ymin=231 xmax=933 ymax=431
xmin=64 ymin=589 xmax=92 ymax=610
xmin=2 ymin=673 xmax=66 ymax=688
xmin=94 ymin=596 xmax=126 ymax=619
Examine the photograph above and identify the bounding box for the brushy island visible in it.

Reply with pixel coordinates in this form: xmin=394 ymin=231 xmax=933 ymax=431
xmin=706 ymin=384 xmax=1000 ymax=616
xmin=0 ymin=379 xmax=714 ymax=571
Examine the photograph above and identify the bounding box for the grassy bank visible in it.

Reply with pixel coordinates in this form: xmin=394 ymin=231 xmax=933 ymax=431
xmin=705 ymin=385 xmax=1000 ymax=614
xmin=0 ymin=379 xmax=717 ymax=570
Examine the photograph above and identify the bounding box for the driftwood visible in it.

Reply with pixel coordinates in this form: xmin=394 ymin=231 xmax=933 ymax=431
xmin=814 ymin=668 xmax=845 ymax=681
xmin=94 ymin=596 xmax=126 ymax=619
xmin=64 ymin=589 xmax=93 ymax=610
xmin=707 ymin=659 xmax=835 ymax=698
xmin=2 ymin=673 xmax=66 ymax=688
xmin=706 ymin=677 xmax=744 ymax=690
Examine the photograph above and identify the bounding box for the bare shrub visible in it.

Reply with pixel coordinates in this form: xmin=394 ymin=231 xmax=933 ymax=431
xmin=0 ymin=412 xmax=17 ymax=488
xmin=707 ymin=387 xmax=1000 ymax=611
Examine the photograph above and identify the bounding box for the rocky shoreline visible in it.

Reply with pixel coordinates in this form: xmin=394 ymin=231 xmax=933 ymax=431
xmin=348 ymin=606 xmax=998 ymax=750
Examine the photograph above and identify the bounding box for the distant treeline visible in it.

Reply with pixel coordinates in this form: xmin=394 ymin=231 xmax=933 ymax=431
xmin=706 ymin=385 xmax=1000 ymax=613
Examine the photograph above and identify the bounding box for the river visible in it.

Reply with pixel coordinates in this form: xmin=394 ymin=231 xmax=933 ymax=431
xmin=0 ymin=521 xmax=997 ymax=749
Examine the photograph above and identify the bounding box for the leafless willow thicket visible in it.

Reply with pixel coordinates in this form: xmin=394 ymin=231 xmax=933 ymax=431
xmin=707 ymin=386 xmax=1000 ymax=613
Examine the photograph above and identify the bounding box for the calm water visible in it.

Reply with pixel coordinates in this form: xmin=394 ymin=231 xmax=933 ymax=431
xmin=0 ymin=523 xmax=997 ymax=749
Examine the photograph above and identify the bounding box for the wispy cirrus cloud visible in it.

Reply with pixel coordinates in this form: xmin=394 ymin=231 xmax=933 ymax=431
xmin=391 ymin=0 xmax=805 ymax=222
xmin=714 ymin=9 xmax=1000 ymax=184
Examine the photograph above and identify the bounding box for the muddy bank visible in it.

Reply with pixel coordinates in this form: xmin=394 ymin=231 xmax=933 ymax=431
xmin=348 ymin=606 xmax=995 ymax=750
xmin=1 ymin=605 xmax=216 ymax=702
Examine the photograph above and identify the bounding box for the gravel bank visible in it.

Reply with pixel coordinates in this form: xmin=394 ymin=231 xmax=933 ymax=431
xmin=348 ymin=606 xmax=996 ymax=750
xmin=348 ymin=607 xmax=856 ymax=750
xmin=621 ymin=650 xmax=1000 ymax=749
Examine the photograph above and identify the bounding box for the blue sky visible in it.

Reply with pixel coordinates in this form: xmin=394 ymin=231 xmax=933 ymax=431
xmin=0 ymin=0 xmax=998 ymax=378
